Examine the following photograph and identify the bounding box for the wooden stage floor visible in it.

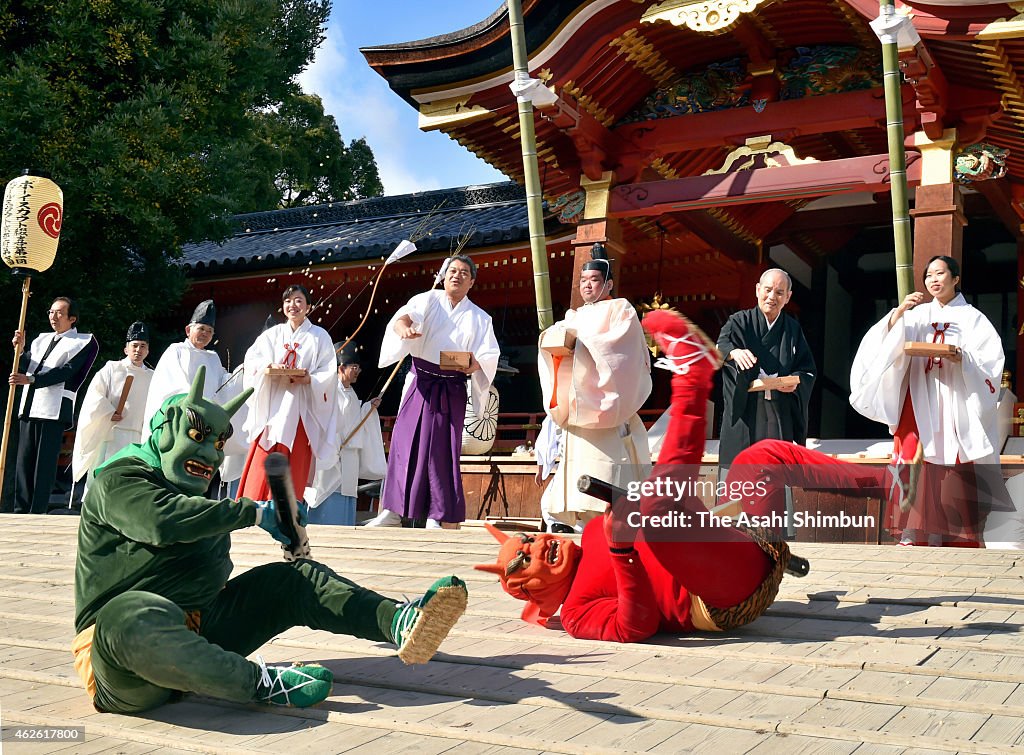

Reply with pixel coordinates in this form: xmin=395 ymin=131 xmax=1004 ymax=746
xmin=3 ymin=515 xmax=1024 ymax=753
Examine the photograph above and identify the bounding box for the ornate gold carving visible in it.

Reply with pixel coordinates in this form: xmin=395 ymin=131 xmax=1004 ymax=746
xmin=609 ymin=29 xmax=677 ymax=87
xmin=706 ymin=207 xmax=759 ymax=244
xmin=562 ymin=80 xmax=614 ymax=127
xmin=642 ymin=0 xmax=779 ymax=34
xmin=650 ymin=157 xmax=680 ymax=180
xmin=974 ymin=40 xmax=1024 ymax=133
xmin=702 ymin=136 xmax=818 ymax=175
xmin=623 ymin=217 xmax=661 ymax=239
xmin=747 ymin=11 xmax=783 ymax=48
xmin=978 ymin=2 xmax=1024 ymax=40
xmin=417 ymin=96 xmax=492 ymax=131
xmin=828 ymin=0 xmax=878 ymax=51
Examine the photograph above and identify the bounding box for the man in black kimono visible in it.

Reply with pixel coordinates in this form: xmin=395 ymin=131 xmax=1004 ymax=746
xmin=9 ymin=297 xmax=99 ymax=513
xmin=716 ymin=269 xmax=815 ymax=468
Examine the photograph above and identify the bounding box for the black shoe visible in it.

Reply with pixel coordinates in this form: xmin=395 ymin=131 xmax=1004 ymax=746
xmin=549 ymin=523 xmax=575 ymax=534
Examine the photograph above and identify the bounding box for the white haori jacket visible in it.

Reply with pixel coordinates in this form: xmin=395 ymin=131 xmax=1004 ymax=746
xmin=538 ymin=298 xmax=653 ymax=516
xmin=143 ymin=341 xmax=230 ymax=433
xmin=304 ymin=382 xmax=387 ymax=506
xmin=72 ymin=358 xmax=153 ymax=481
xmin=850 ymin=293 xmax=1004 ymax=464
xmin=19 ymin=328 xmax=95 ymax=420
xmin=378 ymin=289 xmax=500 ymax=417
xmin=142 ymin=340 xmax=250 ymax=478
xmin=242 ymin=319 xmax=338 ymax=463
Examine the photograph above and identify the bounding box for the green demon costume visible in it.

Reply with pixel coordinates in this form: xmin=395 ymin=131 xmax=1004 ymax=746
xmin=72 ymin=367 xmax=467 ymax=714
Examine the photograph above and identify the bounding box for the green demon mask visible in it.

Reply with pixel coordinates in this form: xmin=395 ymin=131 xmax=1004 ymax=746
xmin=95 ymin=366 xmax=251 ymax=494
xmin=152 ymin=366 xmax=251 ymax=495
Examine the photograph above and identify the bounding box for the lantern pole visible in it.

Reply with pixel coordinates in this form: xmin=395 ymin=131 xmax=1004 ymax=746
xmin=0 ymin=171 xmax=64 ymax=508
xmin=0 ymin=273 xmax=32 ymax=497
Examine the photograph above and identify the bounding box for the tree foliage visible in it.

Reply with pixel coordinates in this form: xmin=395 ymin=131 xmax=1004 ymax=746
xmin=0 ymin=0 xmax=377 ymax=362
xmin=251 ymin=93 xmax=383 ymax=208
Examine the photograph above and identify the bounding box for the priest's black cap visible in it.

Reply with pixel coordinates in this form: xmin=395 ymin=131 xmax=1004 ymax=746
xmin=189 ymin=299 xmax=216 ymax=327
xmin=125 ymin=321 xmax=149 ymax=343
xmin=334 ymin=341 xmax=360 ymax=367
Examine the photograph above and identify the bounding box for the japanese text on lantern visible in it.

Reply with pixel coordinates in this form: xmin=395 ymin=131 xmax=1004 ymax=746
xmin=1 ymin=183 xmax=31 ymax=268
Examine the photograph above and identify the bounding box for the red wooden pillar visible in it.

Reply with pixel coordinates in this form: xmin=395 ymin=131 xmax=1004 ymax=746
xmin=909 ymin=183 xmax=966 ymax=296
xmin=570 ymin=172 xmax=625 ymax=310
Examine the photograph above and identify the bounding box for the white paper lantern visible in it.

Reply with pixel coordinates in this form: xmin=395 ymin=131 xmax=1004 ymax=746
xmin=1 ymin=174 xmax=63 ymax=273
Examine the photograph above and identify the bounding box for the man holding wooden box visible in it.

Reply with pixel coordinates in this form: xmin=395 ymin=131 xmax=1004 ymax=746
xmin=716 ymin=268 xmax=816 ymax=468
xmin=368 ymin=255 xmax=499 ymax=528
xmin=537 ymin=247 xmax=652 ymax=533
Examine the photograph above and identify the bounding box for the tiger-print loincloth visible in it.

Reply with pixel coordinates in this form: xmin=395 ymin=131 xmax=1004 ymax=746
xmin=705 ymin=527 xmax=789 ymax=631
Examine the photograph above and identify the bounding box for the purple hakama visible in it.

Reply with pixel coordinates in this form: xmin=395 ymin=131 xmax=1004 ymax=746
xmin=380 ymin=357 xmax=468 ymax=523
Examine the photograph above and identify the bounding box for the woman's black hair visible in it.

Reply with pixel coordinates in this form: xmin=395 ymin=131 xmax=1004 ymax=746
xmin=282 ymin=284 xmax=311 ymax=304
xmin=924 ymin=255 xmax=961 ymax=292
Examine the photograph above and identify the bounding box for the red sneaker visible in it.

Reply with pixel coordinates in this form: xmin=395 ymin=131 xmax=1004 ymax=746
xmin=887 ymin=432 xmax=924 ymax=514
xmin=642 ymin=309 xmax=723 ymax=376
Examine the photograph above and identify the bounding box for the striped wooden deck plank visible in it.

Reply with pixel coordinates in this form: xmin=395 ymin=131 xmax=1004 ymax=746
xmin=2 ymin=515 xmax=1024 ymax=753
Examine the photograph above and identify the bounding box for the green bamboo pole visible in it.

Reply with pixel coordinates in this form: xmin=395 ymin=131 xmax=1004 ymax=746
xmin=507 ymin=0 xmax=554 ymax=331
xmin=878 ymin=0 xmax=915 ymax=300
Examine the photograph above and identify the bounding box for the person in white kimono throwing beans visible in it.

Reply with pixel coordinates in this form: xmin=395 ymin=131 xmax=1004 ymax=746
xmin=238 ymin=284 xmax=338 ymax=502
xmin=850 ymin=255 xmax=1005 ymax=547
xmin=366 ymin=255 xmax=500 ymax=528
xmin=536 ymin=246 xmax=652 ymax=533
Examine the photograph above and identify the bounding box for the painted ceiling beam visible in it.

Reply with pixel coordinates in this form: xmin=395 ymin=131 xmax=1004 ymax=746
xmin=614 ymin=87 xmax=915 ymax=155
xmin=609 ymin=152 xmax=923 ymax=217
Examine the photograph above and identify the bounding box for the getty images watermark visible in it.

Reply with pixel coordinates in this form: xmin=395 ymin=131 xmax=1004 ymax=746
xmin=599 ymin=469 xmax=879 ymax=542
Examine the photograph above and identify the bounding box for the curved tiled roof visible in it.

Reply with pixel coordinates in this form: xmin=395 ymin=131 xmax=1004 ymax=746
xmin=181 ymin=182 xmax=529 ymax=276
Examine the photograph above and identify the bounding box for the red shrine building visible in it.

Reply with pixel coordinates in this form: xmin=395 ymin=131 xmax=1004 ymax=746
xmin=184 ymin=0 xmax=1024 ymax=447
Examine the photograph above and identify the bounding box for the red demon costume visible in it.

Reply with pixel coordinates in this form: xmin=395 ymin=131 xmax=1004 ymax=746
xmin=478 ymin=310 xmax=920 ymax=642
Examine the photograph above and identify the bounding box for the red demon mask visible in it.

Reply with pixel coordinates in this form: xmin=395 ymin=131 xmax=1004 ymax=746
xmin=474 ymin=523 xmax=581 ymax=626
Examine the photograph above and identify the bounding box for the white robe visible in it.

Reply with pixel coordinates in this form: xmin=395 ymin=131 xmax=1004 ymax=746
xmin=242 ymin=320 xmax=337 ymax=463
xmin=143 ymin=340 xmax=249 ymax=480
xmin=850 ymin=294 xmax=1020 ymax=548
xmin=850 ymin=293 xmax=1004 ymax=465
xmin=537 ymin=298 xmax=653 ymax=518
xmin=378 ymin=289 xmax=500 ymax=417
xmin=144 ymin=341 xmax=230 ymax=433
xmin=304 ymin=381 xmax=387 ymax=506
xmin=71 ymin=359 xmax=153 ymax=481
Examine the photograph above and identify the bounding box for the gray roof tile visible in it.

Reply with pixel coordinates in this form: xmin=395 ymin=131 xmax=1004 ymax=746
xmin=182 ymin=182 xmax=531 ymax=275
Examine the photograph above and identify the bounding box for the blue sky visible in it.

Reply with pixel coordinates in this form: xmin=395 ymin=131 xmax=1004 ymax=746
xmin=299 ymin=2 xmax=509 ymax=196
